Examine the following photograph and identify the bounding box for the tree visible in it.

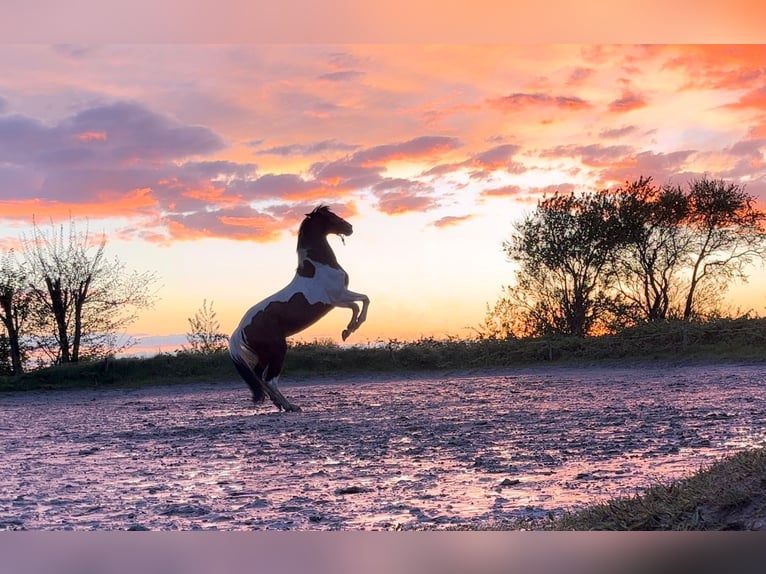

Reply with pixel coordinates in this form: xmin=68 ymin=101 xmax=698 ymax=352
xmin=486 ymin=175 xmax=766 ymax=339
xmin=0 ymin=250 xmax=33 ymax=374
xmin=502 ymin=190 xmax=628 ymax=337
xmin=22 ymin=218 xmax=158 ymax=364
xmin=185 ymin=299 xmax=229 ymax=354
xmin=612 ymin=177 xmax=690 ymax=322
xmin=681 ymin=177 xmax=766 ymax=320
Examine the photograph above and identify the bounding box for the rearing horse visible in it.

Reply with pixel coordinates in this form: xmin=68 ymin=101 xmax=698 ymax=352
xmin=229 ymin=205 xmax=370 ymax=412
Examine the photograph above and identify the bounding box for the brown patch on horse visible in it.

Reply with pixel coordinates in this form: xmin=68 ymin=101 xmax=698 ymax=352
xmin=243 ymin=293 xmax=333 ymax=341
xmin=297 ymin=259 xmax=316 ymax=278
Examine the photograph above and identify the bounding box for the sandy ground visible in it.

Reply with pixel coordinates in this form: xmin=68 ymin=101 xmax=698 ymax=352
xmin=1 ymin=363 xmax=766 ymax=530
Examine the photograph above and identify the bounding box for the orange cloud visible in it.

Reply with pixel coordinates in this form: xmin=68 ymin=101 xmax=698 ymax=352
xmin=608 ymin=90 xmax=647 ymax=113
xmin=481 ymin=184 xmax=524 ymax=197
xmin=725 ymin=86 xmax=766 ymax=111
xmin=663 ymin=45 xmax=766 ymax=90
xmin=0 ymin=187 xmax=158 ymax=222
xmin=162 ymin=212 xmax=284 ymax=243
xmin=431 ymin=214 xmax=473 ymax=228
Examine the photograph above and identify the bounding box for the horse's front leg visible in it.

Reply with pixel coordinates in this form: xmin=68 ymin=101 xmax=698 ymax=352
xmin=341 ymin=302 xmax=360 ymax=341
xmin=335 ymin=290 xmax=369 ymax=340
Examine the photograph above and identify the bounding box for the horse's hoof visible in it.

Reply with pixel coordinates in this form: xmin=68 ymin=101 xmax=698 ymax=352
xmin=341 ymin=329 xmax=350 ymax=341
xmin=286 ymin=404 xmax=302 ymax=413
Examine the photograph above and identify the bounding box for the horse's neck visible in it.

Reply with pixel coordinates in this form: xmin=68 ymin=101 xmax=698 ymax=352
xmin=297 ymin=232 xmax=341 ymax=270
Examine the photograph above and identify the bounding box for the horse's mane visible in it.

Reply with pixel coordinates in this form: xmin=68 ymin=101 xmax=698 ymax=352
xmin=308 ymin=205 xmax=331 ymax=217
xmin=298 ymin=204 xmax=332 ymax=238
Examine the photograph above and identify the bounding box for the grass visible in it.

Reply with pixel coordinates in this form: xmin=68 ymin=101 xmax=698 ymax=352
xmin=448 ymin=447 xmax=766 ymax=531
xmin=2 ymin=317 xmax=766 ymax=393
xmin=540 ymin=447 xmax=766 ymax=531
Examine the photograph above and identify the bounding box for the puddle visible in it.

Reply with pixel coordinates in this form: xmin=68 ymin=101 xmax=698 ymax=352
xmin=1 ymin=364 xmax=765 ymax=530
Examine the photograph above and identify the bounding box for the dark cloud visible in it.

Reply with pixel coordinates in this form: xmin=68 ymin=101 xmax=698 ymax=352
xmin=0 ymin=100 xmax=231 ymax=216
xmin=0 ymin=105 xmax=459 ymax=242
xmin=180 ymin=160 xmax=258 ymax=181
xmin=726 ymin=138 xmax=766 ymax=159
xmin=420 ymin=144 xmax=526 ymax=180
xmin=0 ymin=114 xmax=51 ymax=164
xmin=599 ymin=125 xmax=638 ymax=139
xmin=567 ymin=67 xmax=595 ymax=85
xmin=63 ymin=101 xmax=225 ymax=161
xmin=0 ymin=101 xmax=225 ymax=172
xmin=309 ymin=160 xmax=385 ymax=190
xmin=720 ymin=138 xmax=766 ymax=180
xmin=327 ymin=52 xmax=362 ymax=69
xmin=256 ymin=139 xmax=360 ymax=157
xmin=470 ymin=144 xmax=521 ymax=169
xmin=231 ymin=173 xmax=324 ymax=201
xmin=265 ymin=201 xmax=358 ymax=224
xmin=318 ymin=70 xmax=365 ymax=82
xmin=487 ymin=92 xmax=591 ymax=112
xmin=51 ymin=44 xmax=99 ymax=60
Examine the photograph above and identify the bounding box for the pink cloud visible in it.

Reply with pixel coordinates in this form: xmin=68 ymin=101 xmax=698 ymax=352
xmin=597 ymin=150 xmax=695 ymax=186
xmin=352 ymin=136 xmax=462 ymax=166
xmin=431 ymin=214 xmax=473 ymax=228
xmin=469 ymin=144 xmax=521 ymax=169
xmin=376 ymin=190 xmax=438 ymax=215
xmin=541 ymin=143 xmax=634 ymax=167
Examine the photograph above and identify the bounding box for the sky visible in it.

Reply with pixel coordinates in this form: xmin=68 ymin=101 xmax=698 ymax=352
xmin=2 ymin=43 xmax=766 ymax=354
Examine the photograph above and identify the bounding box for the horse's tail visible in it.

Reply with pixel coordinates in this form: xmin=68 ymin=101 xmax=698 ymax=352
xmin=229 ymin=328 xmax=266 ymax=404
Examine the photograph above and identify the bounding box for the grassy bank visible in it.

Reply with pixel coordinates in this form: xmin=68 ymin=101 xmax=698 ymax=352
xmin=452 ymin=447 xmax=766 ymax=531
xmin=539 ymin=446 xmax=766 ymax=531
xmin=2 ymin=317 xmax=766 ymax=393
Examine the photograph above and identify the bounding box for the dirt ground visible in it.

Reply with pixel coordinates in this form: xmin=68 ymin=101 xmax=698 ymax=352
xmin=1 ymin=363 xmax=765 ymax=530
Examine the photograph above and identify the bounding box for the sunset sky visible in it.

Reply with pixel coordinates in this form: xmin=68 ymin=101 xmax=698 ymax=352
xmin=2 ymin=43 xmax=766 ymax=353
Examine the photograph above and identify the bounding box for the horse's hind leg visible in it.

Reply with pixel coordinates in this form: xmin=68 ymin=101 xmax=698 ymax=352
xmin=260 ymin=339 xmax=301 ymax=412
xmin=264 ymin=375 xmax=301 ymax=412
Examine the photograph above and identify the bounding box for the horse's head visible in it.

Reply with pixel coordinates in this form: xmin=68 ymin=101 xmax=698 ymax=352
xmin=303 ymin=205 xmax=353 ymax=237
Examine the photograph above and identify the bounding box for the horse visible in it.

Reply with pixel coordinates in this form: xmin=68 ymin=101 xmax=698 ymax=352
xmin=229 ymin=205 xmax=370 ymax=412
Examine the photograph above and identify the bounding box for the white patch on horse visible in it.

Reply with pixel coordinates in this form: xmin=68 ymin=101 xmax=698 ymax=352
xmin=229 ymin=205 xmax=369 ymax=412
xmin=235 ymin=260 xmax=348 ymax=330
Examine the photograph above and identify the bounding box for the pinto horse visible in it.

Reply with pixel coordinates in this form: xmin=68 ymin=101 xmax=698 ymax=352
xmin=229 ymin=205 xmax=369 ymax=412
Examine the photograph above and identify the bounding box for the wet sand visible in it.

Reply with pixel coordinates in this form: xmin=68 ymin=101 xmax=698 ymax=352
xmin=1 ymin=363 xmax=765 ymax=530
